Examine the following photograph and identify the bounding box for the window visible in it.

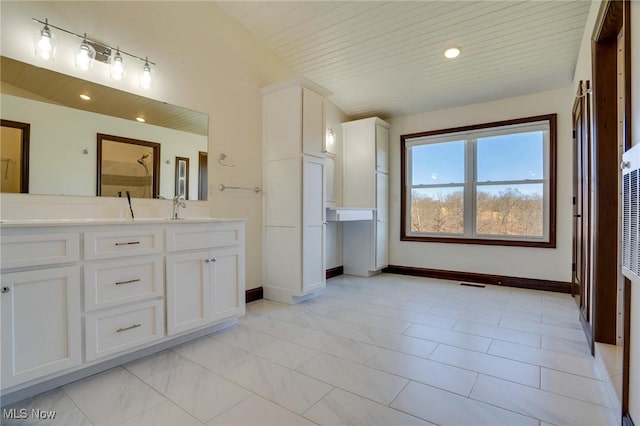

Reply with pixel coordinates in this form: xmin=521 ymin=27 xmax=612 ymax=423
xmin=401 ymin=114 xmax=556 ymax=247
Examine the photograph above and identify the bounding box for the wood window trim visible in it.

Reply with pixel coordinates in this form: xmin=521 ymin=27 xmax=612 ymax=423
xmin=400 ymin=114 xmax=557 ymax=248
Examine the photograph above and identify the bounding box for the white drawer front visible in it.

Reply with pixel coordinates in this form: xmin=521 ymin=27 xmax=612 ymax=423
xmin=85 ymin=300 xmax=164 ymax=361
xmin=84 ymin=229 xmax=162 ymax=260
xmin=84 ymin=256 xmax=163 ymax=311
xmin=166 ymin=224 xmax=241 ymax=252
xmin=1 ymin=233 xmax=80 ymax=269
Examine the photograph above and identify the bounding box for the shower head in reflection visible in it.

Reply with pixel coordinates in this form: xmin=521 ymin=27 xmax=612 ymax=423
xmin=137 ymin=152 xmax=150 ymax=165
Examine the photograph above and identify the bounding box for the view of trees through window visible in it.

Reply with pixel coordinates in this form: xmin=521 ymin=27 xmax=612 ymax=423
xmin=402 ymin=115 xmax=555 ymax=245
xmin=410 ymin=187 xmax=543 ymax=236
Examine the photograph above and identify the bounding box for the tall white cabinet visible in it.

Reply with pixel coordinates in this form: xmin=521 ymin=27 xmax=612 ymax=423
xmin=342 ymin=117 xmax=390 ymax=276
xmin=262 ymin=78 xmax=330 ymax=303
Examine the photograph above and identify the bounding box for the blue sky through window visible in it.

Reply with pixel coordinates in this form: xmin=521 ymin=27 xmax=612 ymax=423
xmin=411 ymin=131 xmax=543 ymax=197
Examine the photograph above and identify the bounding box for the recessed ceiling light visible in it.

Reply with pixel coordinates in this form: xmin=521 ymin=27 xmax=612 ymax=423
xmin=444 ymin=47 xmax=461 ymax=59
xmin=79 ymin=94 xmax=91 ymax=101
xmin=136 ymin=116 xmax=145 ymax=123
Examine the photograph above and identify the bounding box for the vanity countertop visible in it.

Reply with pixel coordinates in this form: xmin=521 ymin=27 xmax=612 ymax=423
xmin=0 ymin=217 xmax=247 ymax=228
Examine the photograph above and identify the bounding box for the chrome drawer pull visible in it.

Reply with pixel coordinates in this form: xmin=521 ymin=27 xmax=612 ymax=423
xmin=115 ymin=278 xmax=141 ymax=286
xmin=204 ymin=258 xmax=217 ymax=263
xmin=114 ymin=241 xmax=141 ymax=246
xmin=116 ymin=323 xmax=141 ymax=333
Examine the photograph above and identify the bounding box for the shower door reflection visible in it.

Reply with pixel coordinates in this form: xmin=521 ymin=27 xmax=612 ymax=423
xmin=97 ymin=134 xmax=160 ymax=198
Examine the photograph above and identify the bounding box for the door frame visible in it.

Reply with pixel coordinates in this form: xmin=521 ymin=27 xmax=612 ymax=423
xmin=590 ymin=0 xmax=632 ymax=421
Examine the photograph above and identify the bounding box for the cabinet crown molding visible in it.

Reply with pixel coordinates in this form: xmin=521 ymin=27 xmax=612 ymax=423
xmin=260 ymin=76 xmax=332 ymax=97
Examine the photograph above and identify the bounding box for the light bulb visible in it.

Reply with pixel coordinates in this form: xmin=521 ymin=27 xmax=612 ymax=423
xmin=327 ymin=128 xmax=335 ymax=146
xmin=444 ymin=47 xmax=461 ymax=59
xmin=140 ymin=60 xmax=152 ymax=90
xmin=110 ymin=50 xmax=125 ymax=81
xmin=75 ymin=36 xmax=96 ymax=71
xmin=34 ymin=20 xmax=56 ymax=60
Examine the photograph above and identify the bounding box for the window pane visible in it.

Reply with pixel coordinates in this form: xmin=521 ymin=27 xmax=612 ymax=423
xmin=476 ymin=184 xmax=543 ymax=237
xmin=411 ymin=141 xmax=464 ymax=185
xmin=477 ymin=131 xmax=543 ymax=182
xmin=410 ymin=187 xmax=464 ymax=234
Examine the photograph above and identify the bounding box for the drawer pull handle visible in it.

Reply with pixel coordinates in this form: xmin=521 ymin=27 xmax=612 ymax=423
xmin=115 ymin=241 xmax=141 ymax=246
xmin=1 ymin=286 xmax=10 ymax=294
xmin=204 ymin=258 xmax=217 ymax=263
xmin=115 ymin=278 xmax=141 ymax=286
xmin=116 ymin=323 xmax=141 ymax=333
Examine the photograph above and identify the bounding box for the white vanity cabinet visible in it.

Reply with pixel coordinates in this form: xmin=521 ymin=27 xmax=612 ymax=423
xmin=342 ymin=117 xmax=390 ymax=276
xmin=0 ymin=232 xmax=82 ymax=388
xmin=261 ymin=78 xmax=330 ymax=303
xmin=165 ymin=222 xmax=245 ymax=335
xmin=0 ymin=218 xmax=245 ymax=399
xmin=83 ymin=227 xmax=165 ymax=361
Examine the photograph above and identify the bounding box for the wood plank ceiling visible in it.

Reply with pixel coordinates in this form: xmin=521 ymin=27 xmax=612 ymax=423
xmin=216 ymin=1 xmax=591 ymax=118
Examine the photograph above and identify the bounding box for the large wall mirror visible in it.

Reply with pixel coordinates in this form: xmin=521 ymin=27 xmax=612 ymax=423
xmin=0 ymin=56 xmax=209 ymax=200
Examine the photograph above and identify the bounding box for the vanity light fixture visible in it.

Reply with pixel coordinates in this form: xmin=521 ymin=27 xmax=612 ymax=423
xmin=140 ymin=58 xmax=152 ymax=90
xmin=79 ymin=94 xmax=91 ymax=101
xmin=31 ymin=18 xmax=156 ymax=86
xmin=34 ymin=18 xmax=57 ymax=60
xmin=110 ymin=48 xmax=125 ymax=81
xmin=444 ymin=47 xmax=461 ymax=59
xmin=75 ymin=34 xmax=96 ymax=71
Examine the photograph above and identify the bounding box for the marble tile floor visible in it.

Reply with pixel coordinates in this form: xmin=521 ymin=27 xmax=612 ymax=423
xmin=2 ymin=274 xmax=619 ymax=426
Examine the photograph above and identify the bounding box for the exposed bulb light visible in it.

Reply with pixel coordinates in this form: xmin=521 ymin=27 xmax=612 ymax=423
xmin=75 ymin=34 xmax=96 ymax=71
xmin=444 ymin=47 xmax=461 ymax=59
xmin=79 ymin=94 xmax=91 ymax=101
xmin=110 ymin=48 xmax=125 ymax=81
xmin=136 ymin=116 xmax=146 ymax=123
xmin=140 ymin=58 xmax=152 ymax=90
xmin=34 ymin=19 xmax=56 ymax=60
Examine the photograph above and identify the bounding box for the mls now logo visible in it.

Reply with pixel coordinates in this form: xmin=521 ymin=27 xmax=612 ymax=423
xmin=3 ymin=408 xmax=56 ymax=420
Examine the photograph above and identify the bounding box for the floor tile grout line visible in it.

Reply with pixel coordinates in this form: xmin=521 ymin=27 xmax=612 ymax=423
xmin=60 ymin=386 xmax=96 ymax=426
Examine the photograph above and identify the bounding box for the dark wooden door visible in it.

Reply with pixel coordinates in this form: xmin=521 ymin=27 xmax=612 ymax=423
xmin=572 ymin=82 xmax=591 ymax=329
xmin=198 ymin=151 xmax=208 ymax=201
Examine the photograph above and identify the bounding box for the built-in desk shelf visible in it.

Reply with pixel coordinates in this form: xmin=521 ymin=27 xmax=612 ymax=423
xmin=326 ymin=208 xmax=373 ymax=222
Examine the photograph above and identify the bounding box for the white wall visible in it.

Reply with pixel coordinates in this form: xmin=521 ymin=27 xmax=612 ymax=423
xmin=389 ymin=87 xmax=573 ymax=282
xmin=0 ymin=1 xmax=296 ymax=290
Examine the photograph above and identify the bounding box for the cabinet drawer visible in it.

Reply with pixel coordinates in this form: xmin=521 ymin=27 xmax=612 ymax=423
xmin=84 ymin=229 xmax=162 ymax=260
xmin=84 ymin=256 xmax=163 ymax=311
xmin=166 ymin=224 xmax=242 ymax=252
xmin=1 ymin=233 xmax=80 ymax=269
xmin=85 ymin=300 xmax=164 ymax=361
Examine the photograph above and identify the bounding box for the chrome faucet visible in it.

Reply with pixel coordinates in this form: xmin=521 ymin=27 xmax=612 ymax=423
xmin=171 ymin=195 xmax=186 ymax=220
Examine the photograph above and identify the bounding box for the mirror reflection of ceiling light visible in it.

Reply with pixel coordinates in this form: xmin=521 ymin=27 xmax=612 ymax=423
xmin=136 ymin=116 xmax=146 ymax=123
xmin=444 ymin=47 xmax=461 ymax=59
xmin=79 ymin=94 xmax=91 ymax=101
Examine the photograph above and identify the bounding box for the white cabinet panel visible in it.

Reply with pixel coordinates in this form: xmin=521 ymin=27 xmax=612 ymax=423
xmin=85 ymin=300 xmax=164 ymax=361
xmin=302 ymin=87 xmax=325 ymax=157
xmin=376 ymin=172 xmax=389 ymax=221
xmin=84 ymin=255 xmax=163 ymax=311
xmin=376 ymin=124 xmax=389 ymax=173
xmin=375 ymin=217 xmax=389 ymax=270
xmin=210 ymin=247 xmax=245 ymax=321
xmin=1 ymin=267 xmax=81 ymax=387
xmin=342 ymin=117 xmax=389 ymax=276
xmin=263 ymin=85 xmax=303 ymax=161
xmin=325 ymin=156 xmax=336 ymax=206
xmin=84 ymin=229 xmax=162 ymax=260
xmin=166 ymin=251 xmax=210 ymax=335
xmin=262 ymin=79 xmax=328 ymax=303
xmin=165 ymin=223 xmax=241 ymax=252
xmin=264 ymin=159 xmax=301 ymax=227
xmin=0 ymin=233 xmax=79 ymax=269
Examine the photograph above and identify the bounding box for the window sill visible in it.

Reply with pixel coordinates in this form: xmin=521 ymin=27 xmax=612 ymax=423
xmin=401 ymin=234 xmax=556 ymax=248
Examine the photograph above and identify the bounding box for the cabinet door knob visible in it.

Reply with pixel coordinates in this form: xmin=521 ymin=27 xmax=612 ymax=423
xmin=210 ymin=258 xmax=217 ymax=263
xmin=1 ymin=286 xmax=10 ymax=294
